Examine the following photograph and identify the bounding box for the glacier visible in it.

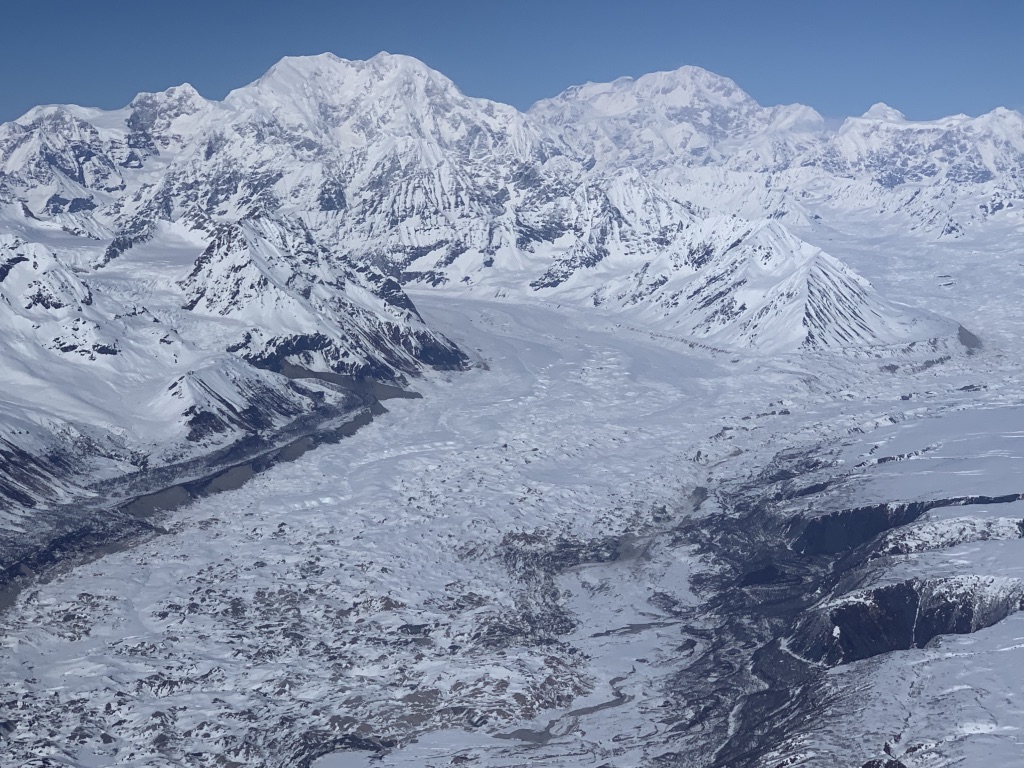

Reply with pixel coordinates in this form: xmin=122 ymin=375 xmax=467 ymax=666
xmin=0 ymin=52 xmax=1022 ymax=767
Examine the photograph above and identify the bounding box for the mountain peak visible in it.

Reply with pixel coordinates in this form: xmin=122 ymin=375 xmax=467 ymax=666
xmin=861 ymin=102 xmax=906 ymax=122
xmin=367 ymin=50 xmax=433 ymax=70
xmin=537 ymin=64 xmax=755 ymax=117
xmin=641 ymin=64 xmax=745 ymax=93
xmin=594 ymin=64 xmax=739 ymax=92
xmin=130 ymin=82 xmax=202 ymax=103
xmin=225 ymin=51 xmax=463 ymax=117
xmin=250 ymin=51 xmax=446 ymax=87
xmin=128 ymin=82 xmax=208 ymax=116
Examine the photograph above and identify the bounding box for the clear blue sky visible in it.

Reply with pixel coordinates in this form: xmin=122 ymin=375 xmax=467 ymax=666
xmin=1 ymin=0 xmax=1020 ymax=123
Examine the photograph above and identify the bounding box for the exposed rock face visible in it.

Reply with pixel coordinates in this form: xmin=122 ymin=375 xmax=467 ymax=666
xmin=790 ymin=492 xmax=1024 ymax=555
xmin=792 ymin=576 xmax=1024 ymax=665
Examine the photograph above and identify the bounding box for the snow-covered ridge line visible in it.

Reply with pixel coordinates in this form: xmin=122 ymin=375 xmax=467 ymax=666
xmin=2 ymin=52 xmax=1012 ymax=357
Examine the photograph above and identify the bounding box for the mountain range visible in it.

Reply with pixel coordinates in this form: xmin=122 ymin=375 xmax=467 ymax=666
xmin=2 ymin=51 xmax=1024 ymax=768
xmin=4 ymin=49 xmax=1022 ymax=524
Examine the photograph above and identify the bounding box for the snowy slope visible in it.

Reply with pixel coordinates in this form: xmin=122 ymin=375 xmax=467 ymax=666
xmin=181 ymin=215 xmax=466 ymax=378
xmin=583 ymin=216 xmax=954 ymax=351
xmin=0 ymin=234 xmax=343 ymax=496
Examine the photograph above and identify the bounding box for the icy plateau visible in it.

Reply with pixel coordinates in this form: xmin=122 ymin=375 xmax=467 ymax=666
xmin=0 ymin=52 xmax=1023 ymax=767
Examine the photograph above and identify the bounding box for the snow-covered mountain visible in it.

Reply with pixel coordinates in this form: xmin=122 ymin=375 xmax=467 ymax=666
xmin=0 ymin=228 xmax=363 ymax=487
xmin=529 ymin=65 xmax=828 ymax=172
xmin=532 ymin=66 xmax=1024 ymax=235
xmin=2 ymin=48 xmax=1016 ymax=545
xmin=0 ymin=229 xmax=368 ymax=574
xmin=580 ymin=216 xmax=953 ymax=351
xmin=1 ymin=52 xmax=1024 ymax=768
xmin=2 ymin=55 xmax=1016 ymax=356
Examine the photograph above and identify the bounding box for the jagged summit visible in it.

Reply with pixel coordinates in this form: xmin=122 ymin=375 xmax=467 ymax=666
xmin=128 ymin=82 xmax=206 ymax=109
